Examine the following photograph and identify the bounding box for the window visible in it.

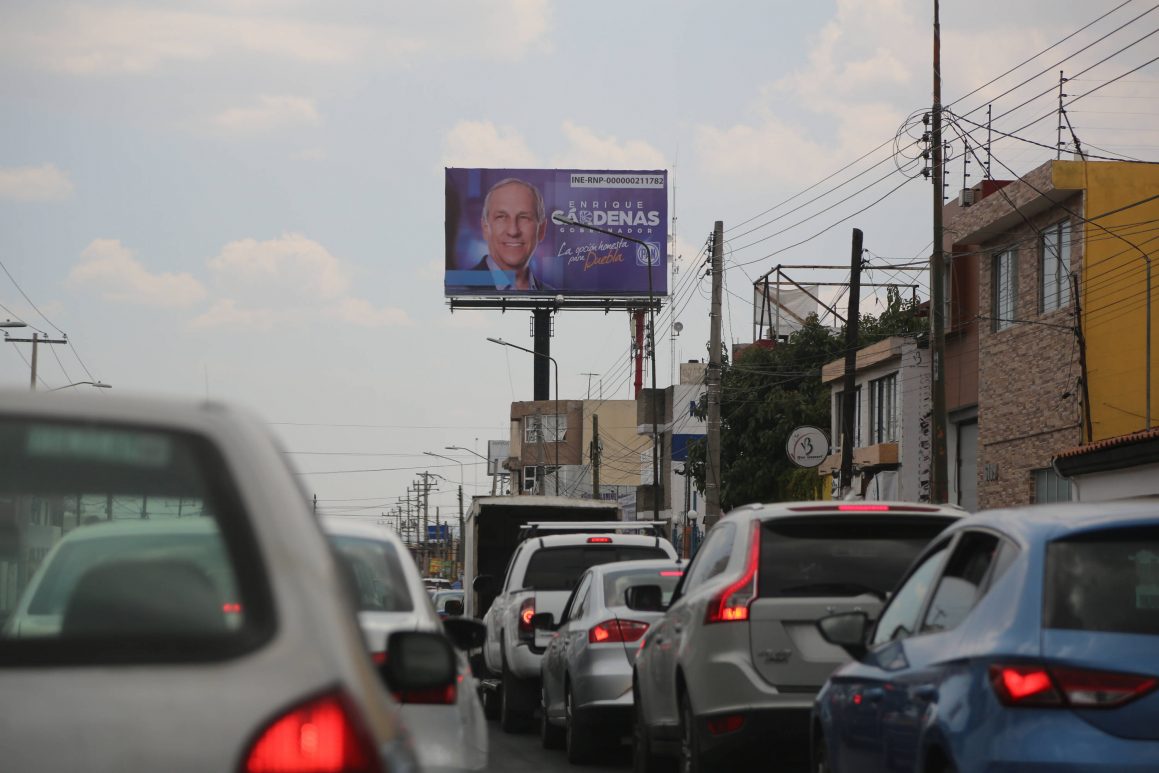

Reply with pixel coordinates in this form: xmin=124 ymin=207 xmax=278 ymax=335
xmin=869 ymin=373 xmax=899 ymax=444
xmin=1041 ymin=221 xmax=1071 ymax=313
xmin=834 ymin=387 xmax=862 ymax=449
xmin=1034 ymin=467 xmax=1072 ymax=504
xmin=522 ymin=545 xmax=671 ymax=592
xmin=921 ymin=531 xmax=1002 ymax=633
xmin=562 ymin=573 xmax=593 ymax=623
xmin=521 ymin=466 xmax=539 ymax=493
xmin=1045 ymin=527 xmax=1159 ymax=634
xmin=681 ymin=522 xmax=736 ymax=593
xmin=523 ymin=414 xmax=566 ymax=444
xmin=871 ymin=543 xmax=949 ymax=646
xmin=329 ymin=536 xmax=414 ymax=612
xmin=993 ymin=248 xmax=1017 ymax=331
xmin=603 ymin=566 xmax=683 ymax=608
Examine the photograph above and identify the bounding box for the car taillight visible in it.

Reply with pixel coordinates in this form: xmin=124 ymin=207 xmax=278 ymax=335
xmin=223 ymin=602 xmax=243 ymax=614
xmin=587 ymin=536 xmax=612 ymax=543
xmin=393 ymin=683 xmax=458 ymax=705
xmin=989 ymin=663 xmax=1157 ymax=708
xmin=589 ymin=619 xmax=650 ymax=644
xmin=242 ymin=691 xmax=381 ymax=773
xmin=371 ymin=651 xmax=386 ymax=666
xmin=517 ymin=597 xmax=536 ymax=640
xmin=705 ymin=521 xmax=760 ymax=624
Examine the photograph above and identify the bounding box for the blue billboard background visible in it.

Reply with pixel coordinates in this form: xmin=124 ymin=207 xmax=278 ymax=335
xmin=445 ymin=168 xmax=668 ymax=298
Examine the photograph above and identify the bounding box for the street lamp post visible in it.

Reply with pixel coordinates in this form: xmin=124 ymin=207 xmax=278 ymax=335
xmin=486 ymin=337 xmax=560 ymax=495
xmin=424 ymin=451 xmax=465 ymax=571
xmin=550 ymin=215 xmax=661 ymax=523
xmin=447 ymin=445 xmax=488 ymax=494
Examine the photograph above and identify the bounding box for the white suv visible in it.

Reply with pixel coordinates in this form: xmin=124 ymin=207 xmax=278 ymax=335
xmin=632 ymin=501 xmax=963 ymax=772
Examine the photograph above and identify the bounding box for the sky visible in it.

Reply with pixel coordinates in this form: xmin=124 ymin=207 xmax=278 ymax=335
xmin=1 ymin=0 xmax=1156 ymax=522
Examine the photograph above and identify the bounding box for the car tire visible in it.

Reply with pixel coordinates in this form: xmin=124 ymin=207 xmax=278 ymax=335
xmin=481 ymin=685 xmax=500 ymax=721
xmin=678 ymin=690 xmax=705 ymax=773
xmin=540 ymin=685 xmax=565 ymax=749
xmin=634 ymin=684 xmax=673 ymax=773
xmin=812 ymin=732 xmax=831 ymax=773
xmin=565 ymin=684 xmax=596 ymax=765
xmin=500 ymin=665 xmax=533 ymax=733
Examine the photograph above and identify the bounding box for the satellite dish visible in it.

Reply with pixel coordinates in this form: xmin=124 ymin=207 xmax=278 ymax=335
xmin=673 ymin=322 xmax=684 ymax=334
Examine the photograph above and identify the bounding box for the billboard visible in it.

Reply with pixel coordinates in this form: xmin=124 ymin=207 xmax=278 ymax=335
xmin=445 ymin=168 xmax=668 ymax=298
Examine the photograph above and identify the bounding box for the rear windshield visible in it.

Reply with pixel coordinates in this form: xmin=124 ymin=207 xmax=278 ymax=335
xmin=0 ymin=417 xmax=271 ymax=663
xmin=524 ymin=545 xmax=670 ymax=591
xmin=1045 ymin=527 xmax=1159 ymax=635
xmin=759 ymin=517 xmax=953 ymax=598
xmin=329 ymin=536 xmax=414 ymax=612
xmin=603 ymin=567 xmax=683 ymax=607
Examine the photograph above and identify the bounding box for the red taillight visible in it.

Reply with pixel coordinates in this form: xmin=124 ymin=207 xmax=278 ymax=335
xmin=588 ymin=619 xmax=649 ymax=644
xmin=990 ymin=663 xmax=1157 ymax=708
xmin=837 ymin=504 xmax=890 ymax=511
xmin=706 ymin=714 xmax=745 ymax=735
xmin=659 ymin=570 xmax=684 ymax=577
xmin=705 ymin=521 xmax=760 ymax=624
xmin=518 ymin=597 xmax=536 ymax=639
xmin=587 ymin=536 xmax=612 ymax=543
xmin=223 ymin=603 xmax=243 ymax=614
xmin=370 ymin=651 xmax=386 ymax=666
xmin=243 ymin=691 xmax=380 ymax=773
xmin=393 ymin=683 xmax=458 ymax=705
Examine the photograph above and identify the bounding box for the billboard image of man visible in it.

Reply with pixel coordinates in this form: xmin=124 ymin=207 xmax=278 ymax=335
xmin=471 ymin=178 xmax=553 ymax=291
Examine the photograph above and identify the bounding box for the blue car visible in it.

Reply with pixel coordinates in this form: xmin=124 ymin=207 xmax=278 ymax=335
xmin=811 ymin=500 xmax=1159 ymax=772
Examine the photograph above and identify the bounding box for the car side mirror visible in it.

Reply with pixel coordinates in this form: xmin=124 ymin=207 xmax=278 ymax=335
xmin=817 ymin=611 xmax=870 ymax=662
xmin=442 ymin=616 xmax=486 ymax=650
xmin=625 ymin=584 xmax=666 ymax=612
xmin=530 ymin=612 xmax=556 ymax=631
xmin=472 ymin=575 xmax=494 ymax=595
xmin=381 ymin=630 xmax=456 ymax=699
xmin=444 ymin=599 xmax=464 ymax=617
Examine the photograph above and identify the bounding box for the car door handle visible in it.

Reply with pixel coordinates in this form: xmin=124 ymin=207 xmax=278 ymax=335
xmin=913 ymin=685 xmax=937 ymax=702
xmin=863 ymin=688 xmax=885 ymax=703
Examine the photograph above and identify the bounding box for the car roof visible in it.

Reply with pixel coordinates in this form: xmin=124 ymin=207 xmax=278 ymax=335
xmin=725 ymin=500 xmax=967 ymax=521
xmin=0 ymin=389 xmax=264 ymax=434
xmin=585 ymin=558 xmax=684 ymax=578
xmin=525 ymin=532 xmax=674 ymax=548
xmin=944 ymin=498 xmax=1159 ymax=543
xmin=318 ymin=516 xmax=406 ymax=546
xmin=48 ymin=518 xmax=219 ymax=542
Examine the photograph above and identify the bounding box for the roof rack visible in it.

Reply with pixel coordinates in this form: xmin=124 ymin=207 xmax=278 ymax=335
xmin=518 ymin=520 xmax=668 ymax=541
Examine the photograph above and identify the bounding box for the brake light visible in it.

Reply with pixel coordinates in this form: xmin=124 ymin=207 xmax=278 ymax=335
xmin=223 ymin=603 xmax=243 ymax=614
xmin=242 ymin=691 xmax=381 ymax=773
xmin=706 ymin=714 xmax=745 ymax=735
xmin=394 ymin=684 xmax=458 ymax=705
xmin=589 ymin=619 xmax=650 ymax=644
xmin=659 ymin=570 xmax=684 ymax=577
xmin=371 ymin=651 xmax=386 ymax=665
xmin=587 ymin=536 xmax=612 ymax=543
xmin=989 ymin=663 xmax=1157 ymax=708
xmin=705 ymin=521 xmax=760 ymax=624
xmin=837 ymin=504 xmax=890 ymax=511
xmin=518 ymin=597 xmax=536 ymax=640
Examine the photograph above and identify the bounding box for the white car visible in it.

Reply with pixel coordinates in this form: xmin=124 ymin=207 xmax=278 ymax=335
xmin=321 ymin=516 xmax=488 ymax=772
xmin=0 ymin=390 xmax=448 ymax=773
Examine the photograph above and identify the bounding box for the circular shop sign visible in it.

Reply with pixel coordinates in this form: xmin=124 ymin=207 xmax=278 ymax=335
xmin=786 ymin=426 xmax=830 ymax=468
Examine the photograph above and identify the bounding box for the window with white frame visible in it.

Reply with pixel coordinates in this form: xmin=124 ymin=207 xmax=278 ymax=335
xmin=1033 ymin=467 xmax=1072 ymax=503
xmin=522 ymin=466 xmax=540 ymax=492
xmin=834 ymin=387 xmax=862 ymax=449
xmin=993 ymin=248 xmax=1017 ymax=331
xmin=869 ymin=373 xmax=899 ymax=444
xmin=1041 ymin=221 xmax=1071 ymax=313
xmin=524 ymin=414 xmax=567 ymax=444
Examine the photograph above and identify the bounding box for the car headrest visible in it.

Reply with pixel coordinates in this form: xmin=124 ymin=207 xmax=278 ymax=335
xmin=632 ymin=584 xmax=663 ymax=611
xmin=61 ymin=558 xmax=227 ymax=637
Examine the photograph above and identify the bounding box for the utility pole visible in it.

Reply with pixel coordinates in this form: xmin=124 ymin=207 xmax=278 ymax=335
xmin=930 ymin=0 xmax=950 ymax=503
xmin=704 ymin=221 xmax=724 ymax=529
xmin=6 ymin=331 xmax=68 ymax=390
xmin=590 ymin=413 xmax=601 ymax=498
xmin=582 ymin=373 xmax=599 ymax=400
xmin=840 ymin=229 xmax=865 ymax=498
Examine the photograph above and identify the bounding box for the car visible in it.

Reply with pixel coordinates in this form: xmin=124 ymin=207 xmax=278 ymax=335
xmin=321 ymin=516 xmax=488 ymax=772
xmin=632 ymin=500 xmax=964 ymax=773
xmin=811 ymin=500 xmax=1159 ymax=773
xmin=536 ymin=558 xmax=685 ymax=763
xmin=0 ymin=390 xmax=447 ymax=772
xmin=433 ymin=589 xmax=466 ymax=619
xmin=425 ymin=577 xmax=453 ymax=594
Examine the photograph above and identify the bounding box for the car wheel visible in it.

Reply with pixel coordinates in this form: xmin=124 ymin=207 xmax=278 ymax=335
xmin=540 ymin=685 xmax=565 ymax=749
xmin=634 ymin=684 xmax=673 ymax=773
xmin=500 ymin=665 xmax=531 ymax=734
xmin=812 ymin=732 xmax=831 ymax=773
xmin=678 ymin=690 xmax=703 ymax=773
xmin=565 ymin=684 xmax=596 ymax=764
xmin=481 ymin=685 xmax=500 ymax=721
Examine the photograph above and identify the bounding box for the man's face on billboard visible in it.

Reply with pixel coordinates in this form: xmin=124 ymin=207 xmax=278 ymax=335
xmin=482 ymin=182 xmax=546 ymax=273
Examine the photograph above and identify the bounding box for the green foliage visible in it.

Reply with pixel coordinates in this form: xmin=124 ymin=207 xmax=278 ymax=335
xmin=687 ymin=289 xmax=926 ymax=511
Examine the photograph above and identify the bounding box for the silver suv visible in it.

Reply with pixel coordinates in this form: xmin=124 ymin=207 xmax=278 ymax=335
xmin=632 ymin=501 xmax=963 ymax=772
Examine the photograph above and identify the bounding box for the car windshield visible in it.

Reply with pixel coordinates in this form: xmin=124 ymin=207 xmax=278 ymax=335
xmin=0 ymin=417 xmax=264 ymax=657
xmin=759 ymin=517 xmax=954 ymax=598
xmin=523 ymin=545 xmax=670 ymax=591
xmin=602 ymin=566 xmax=683 ymax=607
xmin=329 ymin=535 xmax=415 ymax=612
xmin=1045 ymin=526 xmax=1159 ymax=635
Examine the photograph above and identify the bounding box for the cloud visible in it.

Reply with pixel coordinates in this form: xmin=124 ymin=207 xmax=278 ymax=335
xmin=0 ymin=164 xmax=74 ymax=201
xmin=208 ymin=233 xmax=349 ymax=302
xmin=551 ymin=122 xmax=667 ymax=169
xmin=327 ymin=298 xmax=413 ymax=328
xmin=189 ymin=298 xmax=281 ymax=330
xmin=213 ymin=95 xmax=320 ymax=134
xmin=443 ymin=121 xmax=538 ymax=168
xmin=69 ymin=239 xmax=207 ymax=307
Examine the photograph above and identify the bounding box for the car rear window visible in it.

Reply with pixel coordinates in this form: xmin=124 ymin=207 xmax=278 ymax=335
xmin=523 ymin=545 xmax=670 ymax=591
xmin=329 ymin=535 xmax=415 ymax=612
xmin=758 ymin=517 xmax=953 ymax=598
xmin=1044 ymin=527 xmax=1159 ymax=635
xmin=603 ymin=567 xmax=683 ymax=607
xmin=0 ymin=417 xmax=272 ymax=664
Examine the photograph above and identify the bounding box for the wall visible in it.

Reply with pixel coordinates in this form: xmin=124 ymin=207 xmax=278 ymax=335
xmin=1074 ymin=463 xmax=1159 ymax=501
xmin=580 ymin=399 xmax=645 ymax=489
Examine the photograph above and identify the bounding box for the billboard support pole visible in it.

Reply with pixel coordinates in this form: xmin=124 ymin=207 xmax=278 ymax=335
xmin=533 ymin=309 xmax=551 ymax=401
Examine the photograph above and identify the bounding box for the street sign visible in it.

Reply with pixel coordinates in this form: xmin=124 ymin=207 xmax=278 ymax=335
xmin=786 ymin=425 xmax=829 ymax=468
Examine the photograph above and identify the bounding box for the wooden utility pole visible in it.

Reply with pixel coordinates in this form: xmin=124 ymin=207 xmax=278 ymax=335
xmin=6 ymin=332 xmax=68 ymax=390
xmin=704 ymin=221 xmax=724 ymax=528
xmin=929 ymin=0 xmax=950 ymax=503
xmin=840 ymin=229 xmax=865 ymax=497
xmin=590 ymin=413 xmax=601 ymax=497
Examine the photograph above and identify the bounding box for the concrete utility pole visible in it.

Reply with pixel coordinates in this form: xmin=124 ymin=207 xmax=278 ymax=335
xmin=704 ymin=221 xmax=724 ymax=529
xmin=590 ymin=413 xmax=601 ymax=497
xmin=840 ymin=229 xmax=865 ymax=498
xmin=6 ymin=331 xmax=68 ymax=390
xmin=929 ymin=0 xmax=950 ymax=503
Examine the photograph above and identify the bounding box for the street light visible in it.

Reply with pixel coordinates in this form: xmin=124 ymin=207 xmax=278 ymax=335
xmin=446 ymin=444 xmax=486 ymax=494
xmin=486 ymin=336 xmax=560 ymax=495
xmin=49 ymin=381 xmax=112 ymax=392
xmin=551 ymin=215 xmax=661 ymax=522
xmin=425 ymin=450 xmax=465 ymax=569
